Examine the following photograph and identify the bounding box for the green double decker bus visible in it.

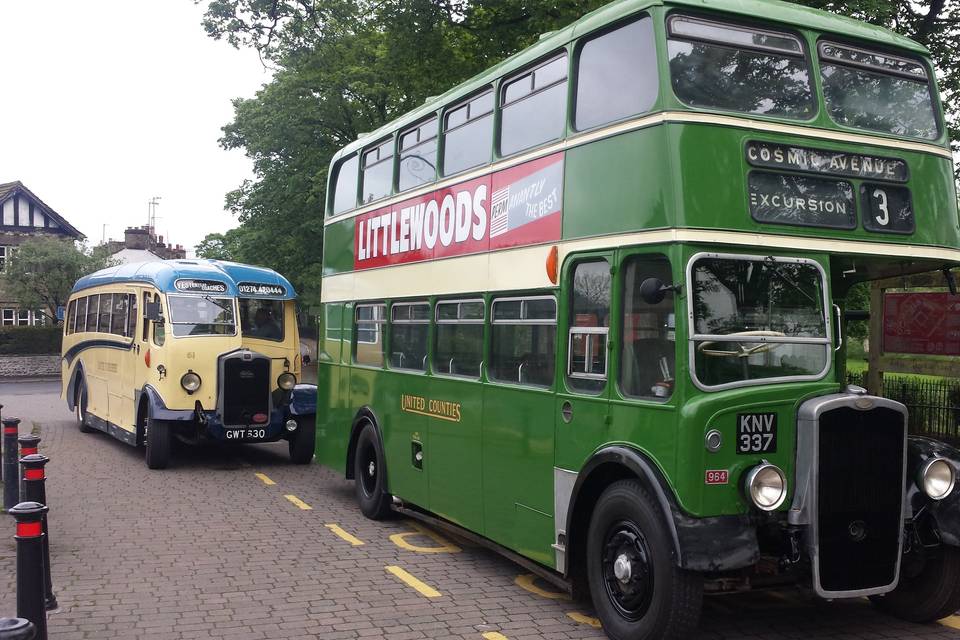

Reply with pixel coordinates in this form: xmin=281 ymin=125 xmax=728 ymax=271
xmin=316 ymin=0 xmax=960 ymax=637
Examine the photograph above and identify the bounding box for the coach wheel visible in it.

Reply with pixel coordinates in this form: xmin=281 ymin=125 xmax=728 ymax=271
xmin=288 ymin=416 xmax=316 ymax=465
xmin=75 ymin=379 xmax=95 ymax=433
xmin=586 ymin=480 xmax=702 ymax=640
xmin=354 ymin=421 xmax=392 ymax=520
xmin=870 ymin=546 xmax=960 ymax=622
xmin=144 ymin=405 xmax=172 ymax=470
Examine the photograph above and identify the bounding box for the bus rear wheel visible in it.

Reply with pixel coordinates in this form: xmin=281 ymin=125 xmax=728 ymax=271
xmin=870 ymin=546 xmax=960 ymax=622
xmin=75 ymin=379 xmax=94 ymax=433
xmin=144 ymin=407 xmax=172 ymax=470
xmin=288 ymin=416 xmax=315 ymax=464
xmin=587 ymin=480 xmax=702 ymax=640
xmin=354 ymin=421 xmax=392 ymax=519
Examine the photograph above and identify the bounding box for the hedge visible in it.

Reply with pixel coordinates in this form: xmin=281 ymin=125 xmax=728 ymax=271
xmin=0 ymin=326 xmax=63 ymax=355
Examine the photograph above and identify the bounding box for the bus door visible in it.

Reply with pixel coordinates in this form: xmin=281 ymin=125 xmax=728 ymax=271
xmin=554 ymin=254 xmax=615 ymax=548
xmin=116 ymin=289 xmax=140 ymax=430
xmin=481 ymin=292 xmax=561 ymax=563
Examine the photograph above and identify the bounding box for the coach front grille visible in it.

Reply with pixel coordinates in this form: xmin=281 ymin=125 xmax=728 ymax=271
xmin=815 ymin=405 xmax=905 ymax=593
xmin=220 ymin=351 xmax=271 ymax=426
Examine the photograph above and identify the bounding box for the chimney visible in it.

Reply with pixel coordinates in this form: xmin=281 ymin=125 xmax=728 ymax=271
xmin=124 ymin=226 xmax=150 ymax=250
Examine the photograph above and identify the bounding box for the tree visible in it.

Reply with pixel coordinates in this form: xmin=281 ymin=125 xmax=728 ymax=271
xmin=0 ymin=237 xmax=116 ymax=320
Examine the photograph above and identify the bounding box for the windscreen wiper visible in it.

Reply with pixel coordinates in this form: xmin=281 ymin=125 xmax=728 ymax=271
xmin=202 ymin=295 xmax=233 ymax=314
xmin=763 ymin=256 xmax=817 ymax=305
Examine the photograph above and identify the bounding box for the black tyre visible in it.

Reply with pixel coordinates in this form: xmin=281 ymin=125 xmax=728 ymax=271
xmin=870 ymin=546 xmax=960 ymax=622
xmin=288 ymin=415 xmax=316 ymax=465
xmin=144 ymin=406 xmax=172 ymax=470
xmin=75 ymin=379 xmax=95 ymax=433
xmin=586 ymin=480 xmax=702 ymax=640
xmin=353 ymin=421 xmax=392 ymax=519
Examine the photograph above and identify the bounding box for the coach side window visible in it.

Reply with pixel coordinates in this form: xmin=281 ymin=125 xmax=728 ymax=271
xmin=443 ymin=91 xmax=494 ymax=176
xmin=152 ymin=295 xmax=166 ymax=347
xmin=575 ymin=17 xmax=658 ymax=131
xmin=85 ymin=294 xmax=100 ymax=333
xmin=354 ymin=303 xmax=386 ymax=367
xmin=75 ymin=297 xmax=88 ymax=333
xmin=490 ymin=296 xmax=557 ymax=387
xmin=567 ymin=260 xmax=611 ymax=394
xmin=390 ymin=302 xmax=429 ymax=371
xmin=399 ymin=118 xmax=438 ymax=192
xmin=332 ymin=154 xmax=359 ymax=216
xmin=65 ymin=299 xmax=77 ymax=335
xmin=435 ymin=299 xmax=484 ymax=378
xmin=361 ymin=139 xmax=394 ymax=204
xmin=500 ymin=55 xmax=568 ymax=157
xmin=126 ymin=294 xmax=138 ymax=338
xmin=110 ymin=294 xmax=127 ymax=336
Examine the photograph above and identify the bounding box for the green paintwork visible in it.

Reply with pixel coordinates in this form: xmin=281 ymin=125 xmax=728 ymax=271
xmin=315 ymin=0 xmax=960 ymax=574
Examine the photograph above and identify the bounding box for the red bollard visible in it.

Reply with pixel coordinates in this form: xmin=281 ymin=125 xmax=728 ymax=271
xmin=19 ymin=456 xmax=55 ymax=612
xmin=16 ymin=436 xmax=39 ymax=502
xmin=9 ymin=502 xmax=47 ymax=640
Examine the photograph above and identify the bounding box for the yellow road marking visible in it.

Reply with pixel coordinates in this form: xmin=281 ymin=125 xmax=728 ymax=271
xmin=482 ymin=633 xmax=509 ymax=640
xmin=939 ymin=615 xmax=960 ymax=630
xmin=325 ymin=523 xmax=364 ymax=546
xmin=389 ymin=520 xmax=462 ymax=553
xmin=514 ymin=574 xmax=570 ymax=601
xmin=385 ymin=565 xmax=441 ymax=598
xmin=566 ymin=612 xmax=601 ymax=628
xmin=284 ymin=495 xmax=312 ymax=510
xmin=254 ymin=472 xmax=275 ymax=486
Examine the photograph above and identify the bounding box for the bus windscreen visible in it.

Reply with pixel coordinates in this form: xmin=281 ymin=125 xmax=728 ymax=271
xmin=168 ymin=295 xmax=236 ymax=337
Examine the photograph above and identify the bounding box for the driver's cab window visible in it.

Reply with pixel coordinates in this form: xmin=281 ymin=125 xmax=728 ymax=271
xmin=240 ymin=298 xmax=285 ymax=341
xmin=567 ymin=260 xmax=611 ymax=394
xmin=152 ymin=294 xmax=166 ymax=347
xmin=620 ymin=254 xmax=675 ymax=400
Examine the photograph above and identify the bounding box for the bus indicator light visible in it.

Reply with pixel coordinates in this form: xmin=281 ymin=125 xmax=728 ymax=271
xmin=546 ymin=246 xmax=558 ymax=284
xmin=144 ymin=349 xmax=151 ymax=368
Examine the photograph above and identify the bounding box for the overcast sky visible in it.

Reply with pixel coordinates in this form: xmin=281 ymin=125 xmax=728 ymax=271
xmin=0 ymin=2 xmax=270 ymax=255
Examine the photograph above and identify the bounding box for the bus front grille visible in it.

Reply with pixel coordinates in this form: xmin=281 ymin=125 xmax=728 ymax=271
xmin=220 ymin=352 xmax=271 ymax=426
xmin=815 ymin=405 xmax=905 ymax=593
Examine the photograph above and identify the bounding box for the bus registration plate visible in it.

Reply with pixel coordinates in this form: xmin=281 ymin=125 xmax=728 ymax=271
xmin=736 ymin=413 xmax=778 ymax=454
xmin=225 ymin=428 xmax=267 ymax=440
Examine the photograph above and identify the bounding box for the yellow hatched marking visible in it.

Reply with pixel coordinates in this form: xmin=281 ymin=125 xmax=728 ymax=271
xmin=939 ymin=615 xmax=960 ymax=630
xmin=254 ymin=472 xmax=275 ymax=486
xmin=284 ymin=495 xmax=312 ymax=510
xmin=566 ymin=612 xmax=601 ymax=628
xmin=389 ymin=521 xmax=462 ymax=553
xmin=325 ymin=523 xmax=364 ymax=546
xmin=385 ymin=565 xmax=441 ymax=598
xmin=482 ymin=633 xmax=509 ymax=640
xmin=514 ymin=574 xmax=570 ymax=601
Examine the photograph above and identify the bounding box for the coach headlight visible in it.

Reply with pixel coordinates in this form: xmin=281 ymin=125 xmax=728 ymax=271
xmin=920 ymin=458 xmax=955 ymax=501
xmin=278 ymin=372 xmax=297 ymax=390
xmin=744 ymin=462 xmax=787 ymax=511
xmin=180 ymin=371 xmax=201 ymax=394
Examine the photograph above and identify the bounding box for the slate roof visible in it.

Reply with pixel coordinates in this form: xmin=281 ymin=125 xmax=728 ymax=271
xmin=0 ymin=180 xmax=85 ymax=239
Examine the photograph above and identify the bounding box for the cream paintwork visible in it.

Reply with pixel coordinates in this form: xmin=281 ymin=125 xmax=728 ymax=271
xmin=62 ymin=289 xmax=301 ymax=435
xmin=323 ymin=110 xmax=954 ymax=228
xmin=319 ymin=228 xmax=960 ymax=302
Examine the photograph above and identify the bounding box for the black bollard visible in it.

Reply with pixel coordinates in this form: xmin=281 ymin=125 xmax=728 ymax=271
xmin=2 ymin=418 xmax=20 ymax=511
xmin=16 ymin=436 xmax=39 ymax=502
xmin=9 ymin=502 xmax=47 ymax=640
xmin=0 ymin=618 xmax=36 ymax=640
xmin=19 ymin=456 xmax=55 ymax=611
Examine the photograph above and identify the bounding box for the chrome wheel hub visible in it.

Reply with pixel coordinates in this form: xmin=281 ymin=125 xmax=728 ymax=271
xmin=613 ymin=554 xmax=632 ymax=583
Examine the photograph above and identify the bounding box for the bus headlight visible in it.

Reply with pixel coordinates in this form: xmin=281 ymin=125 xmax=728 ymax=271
xmin=744 ymin=463 xmax=787 ymax=511
xmin=277 ymin=372 xmax=297 ymax=390
xmin=180 ymin=371 xmax=201 ymax=394
xmin=919 ymin=458 xmax=955 ymax=501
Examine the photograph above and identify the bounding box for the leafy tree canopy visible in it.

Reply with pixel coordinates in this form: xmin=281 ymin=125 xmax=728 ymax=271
xmin=1 ymin=237 xmax=116 ymax=319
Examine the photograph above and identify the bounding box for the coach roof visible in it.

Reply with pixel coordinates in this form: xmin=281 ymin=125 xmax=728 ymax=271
xmin=72 ymin=259 xmax=297 ymax=299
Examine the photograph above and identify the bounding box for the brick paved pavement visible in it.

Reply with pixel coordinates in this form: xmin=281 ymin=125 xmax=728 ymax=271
xmin=1 ymin=382 xmax=959 ymax=639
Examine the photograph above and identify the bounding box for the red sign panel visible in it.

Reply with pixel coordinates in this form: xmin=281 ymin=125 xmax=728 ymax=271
xmin=705 ymin=470 xmax=729 ymax=485
xmin=354 ymin=153 xmax=563 ymax=270
xmin=882 ymin=292 xmax=960 ymax=356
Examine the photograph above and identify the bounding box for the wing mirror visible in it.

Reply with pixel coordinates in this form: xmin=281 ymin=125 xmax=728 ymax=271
xmin=639 ymin=278 xmax=681 ymax=305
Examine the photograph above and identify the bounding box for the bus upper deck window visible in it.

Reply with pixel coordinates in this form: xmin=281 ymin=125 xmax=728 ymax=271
xmin=500 ymin=55 xmax=568 ymax=157
xmin=361 ymin=139 xmax=394 ymax=204
xmin=575 ymin=17 xmax=658 ymax=131
xmin=399 ymin=118 xmax=438 ymax=192
xmin=331 ymin=154 xmax=359 ymax=215
xmin=442 ymin=91 xmax=494 ymax=176
xmin=667 ymin=14 xmax=813 ymax=119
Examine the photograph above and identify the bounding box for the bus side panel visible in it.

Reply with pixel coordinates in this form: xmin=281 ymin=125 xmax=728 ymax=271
xmin=482 ymin=384 xmax=556 ymax=567
xmin=84 ymin=349 xmax=109 ymax=422
xmin=316 ymin=303 xmax=346 ymax=472
xmin=427 ymin=375 xmax=484 ymax=534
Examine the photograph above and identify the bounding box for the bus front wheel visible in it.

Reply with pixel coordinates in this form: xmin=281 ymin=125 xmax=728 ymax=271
xmin=288 ymin=416 xmax=315 ymax=464
xmin=75 ymin=379 xmax=94 ymax=433
xmin=870 ymin=546 xmax=960 ymax=622
xmin=353 ymin=422 xmax=392 ymax=520
xmin=144 ymin=407 xmax=172 ymax=470
xmin=586 ymin=480 xmax=702 ymax=640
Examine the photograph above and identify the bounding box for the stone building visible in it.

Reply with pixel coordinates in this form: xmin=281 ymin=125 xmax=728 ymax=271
xmin=101 ymin=225 xmax=186 ymax=264
xmin=0 ymin=181 xmax=85 ymax=325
